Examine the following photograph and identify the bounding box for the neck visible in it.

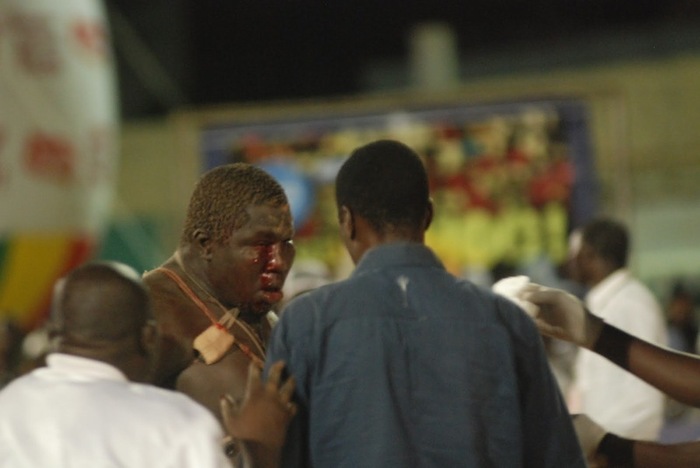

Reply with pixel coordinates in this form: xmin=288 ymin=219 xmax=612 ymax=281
xmin=353 ymin=216 xmax=424 ymax=262
xmin=172 ymin=251 xmax=221 ymax=305
xmin=56 ymin=343 xmax=150 ymax=383
xmin=236 ymin=307 xmax=261 ymax=324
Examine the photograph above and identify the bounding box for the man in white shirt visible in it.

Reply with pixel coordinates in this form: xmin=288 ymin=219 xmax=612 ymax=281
xmin=0 ymin=261 xmax=295 ymax=468
xmin=568 ymin=218 xmax=667 ymax=440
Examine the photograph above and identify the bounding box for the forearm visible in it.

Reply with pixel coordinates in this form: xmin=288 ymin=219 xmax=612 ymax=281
xmin=596 ymin=433 xmax=700 ymax=468
xmin=594 ymin=324 xmax=700 ymax=407
xmin=634 ymin=439 xmax=700 ymax=468
xmin=239 ymin=441 xmax=282 ymax=468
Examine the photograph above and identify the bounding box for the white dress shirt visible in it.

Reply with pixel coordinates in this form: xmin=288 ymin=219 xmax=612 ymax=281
xmin=574 ymin=269 xmax=667 ymax=440
xmin=0 ymin=353 xmax=229 ymax=467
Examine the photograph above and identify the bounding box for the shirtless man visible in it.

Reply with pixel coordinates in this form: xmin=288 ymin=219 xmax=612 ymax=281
xmin=143 ymin=163 xmax=296 ymax=431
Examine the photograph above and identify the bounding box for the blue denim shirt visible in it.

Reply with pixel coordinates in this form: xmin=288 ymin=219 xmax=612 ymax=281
xmin=266 ymin=243 xmax=585 ymax=468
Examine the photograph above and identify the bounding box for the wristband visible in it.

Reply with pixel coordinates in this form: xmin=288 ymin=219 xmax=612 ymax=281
xmin=222 ymin=435 xmax=240 ymax=459
xmin=597 ymin=433 xmax=634 ymax=467
xmin=593 ymin=324 xmax=632 ymax=371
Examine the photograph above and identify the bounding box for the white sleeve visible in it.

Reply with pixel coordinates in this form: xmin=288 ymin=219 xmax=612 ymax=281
xmin=166 ymin=408 xmax=230 ymax=468
xmin=576 ymin=285 xmax=666 ymax=440
xmin=604 ymin=284 xmax=667 ymax=346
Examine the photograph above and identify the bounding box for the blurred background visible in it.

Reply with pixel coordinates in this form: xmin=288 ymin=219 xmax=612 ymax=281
xmin=109 ymin=0 xmax=700 ymax=303
xmin=2 ymin=0 xmax=700 ymax=414
xmin=113 ymin=1 xmax=700 ymax=116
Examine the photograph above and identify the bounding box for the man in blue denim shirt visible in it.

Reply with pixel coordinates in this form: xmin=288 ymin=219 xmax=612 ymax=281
xmin=266 ymin=139 xmax=585 ymax=467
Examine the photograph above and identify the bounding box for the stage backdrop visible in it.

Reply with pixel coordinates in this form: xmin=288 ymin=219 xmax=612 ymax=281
xmin=189 ymin=97 xmax=599 ymax=286
xmin=0 ymin=0 xmax=119 ymax=330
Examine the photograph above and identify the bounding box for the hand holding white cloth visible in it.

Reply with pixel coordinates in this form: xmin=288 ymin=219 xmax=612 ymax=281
xmin=521 ymin=282 xmax=605 ymax=349
xmin=492 ymin=276 xmax=540 ymax=317
xmin=493 ymin=277 xmax=604 ymax=349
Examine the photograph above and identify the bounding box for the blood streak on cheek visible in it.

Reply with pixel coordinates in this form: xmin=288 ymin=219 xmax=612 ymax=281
xmin=255 ymin=245 xmax=275 ymax=288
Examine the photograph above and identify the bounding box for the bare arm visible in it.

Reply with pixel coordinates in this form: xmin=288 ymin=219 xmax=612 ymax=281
xmin=523 ymin=284 xmax=700 ymax=407
xmin=633 ymin=439 xmax=700 ymax=468
xmin=574 ymin=413 xmax=700 ymax=468
xmin=597 ymin=324 xmax=700 ymax=408
xmin=592 ymin=432 xmax=700 ymax=468
xmin=518 ymin=284 xmax=700 ymax=467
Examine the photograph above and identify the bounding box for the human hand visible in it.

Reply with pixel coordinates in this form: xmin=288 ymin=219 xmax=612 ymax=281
xmin=220 ymin=360 xmax=297 ymax=448
xmin=571 ymin=414 xmax=608 ymax=468
xmin=520 ymin=283 xmax=604 ymax=349
xmin=492 ymin=275 xmax=540 ymax=317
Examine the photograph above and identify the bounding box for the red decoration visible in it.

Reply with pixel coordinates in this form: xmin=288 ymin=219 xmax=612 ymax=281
xmin=72 ymin=19 xmax=107 ymax=59
xmin=7 ymin=13 xmax=60 ymax=75
xmin=24 ymin=132 xmax=76 ymax=182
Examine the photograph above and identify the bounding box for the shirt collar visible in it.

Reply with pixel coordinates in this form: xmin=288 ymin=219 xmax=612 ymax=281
xmin=46 ymin=353 xmax=129 ymax=383
xmin=585 ymin=268 xmax=630 ymax=310
xmin=352 ymin=243 xmax=444 ymax=277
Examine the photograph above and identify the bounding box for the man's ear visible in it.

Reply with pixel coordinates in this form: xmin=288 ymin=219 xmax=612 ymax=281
xmin=424 ymin=198 xmax=434 ymax=231
xmin=338 ymin=205 xmax=356 ymax=241
xmin=46 ymin=320 xmax=62 ymax=351
xmin=138 ymin=320 xmax=158 ymax=357
xmin=193 ymin=229 xmax=213 ymax=261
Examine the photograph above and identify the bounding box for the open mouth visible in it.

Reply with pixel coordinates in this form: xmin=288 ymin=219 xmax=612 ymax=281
xmin=260 ymin=287 xmax=284 ymax=305
xmin=259 ymin=272 xmax=285 ymax=304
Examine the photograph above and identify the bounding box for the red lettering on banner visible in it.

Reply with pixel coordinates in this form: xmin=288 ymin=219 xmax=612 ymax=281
xmin=72 ymin=19 xmax=107 ymax=59
xmin=7 ymin=13 xmax=60 ymax=75
xmin=24 ymin=132 xmax=76 ymax=183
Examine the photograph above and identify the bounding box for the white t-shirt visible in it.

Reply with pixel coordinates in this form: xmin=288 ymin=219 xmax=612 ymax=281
xmin=0 ymin=353 xmax=229 ymax=468
xmin=574 ymin=269 xmax=667 ymax=440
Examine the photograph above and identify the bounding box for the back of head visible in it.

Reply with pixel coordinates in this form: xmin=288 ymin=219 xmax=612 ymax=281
xmin=335 ymin=139 xmax=430 ymax=235
xmin=181 ymin=163 xmax=288 ymax=245
xmin=51 ymin=262 xmax=150 ymax=354
xmin=581 ymin=217 xmax=630 ymax=270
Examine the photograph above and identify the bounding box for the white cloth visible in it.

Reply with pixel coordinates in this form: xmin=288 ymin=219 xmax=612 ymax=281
xmin=0 ymin=353 xmax=229 ymax=468
xmin=573 ymin=269 xmax=667 ymax=440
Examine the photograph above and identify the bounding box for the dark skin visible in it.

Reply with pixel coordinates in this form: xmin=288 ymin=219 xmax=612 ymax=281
xmin=626 ymin=336 xmax=700 ymax=467
xmin=221 ymin=361 xmax=297 ymax=468
xmin=625 ymin=332 xmax=700 ymax=408
xmin=143 ymin=202 xmax=295 ymax=420
xmin=337 ymin=202 xmax=434 ymax=264
xmin=567 ymin=237 xmax=700 ymax=466
xmin=526 ymin=286 xmax=700 ymax=468
xmin=52 ymin=262 xmax=157 ymax=383
xmin=595 ymin=326 xmax=700 ymax=468
xmin=569 ymin=239 xmax=614 ymax=288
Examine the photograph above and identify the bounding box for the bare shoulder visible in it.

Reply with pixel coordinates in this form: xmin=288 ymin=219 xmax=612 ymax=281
xmin=143 ymin=264 xmax=212 ymax=387
xmin=143 ymin=266 xmax=180 ymax=313
xmin=143 ymin=265 xmax=209 ymax=337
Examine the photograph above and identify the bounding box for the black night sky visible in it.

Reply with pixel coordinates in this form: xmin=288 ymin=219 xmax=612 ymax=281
xmin=107 ymin=0 xmax=700 ymax=118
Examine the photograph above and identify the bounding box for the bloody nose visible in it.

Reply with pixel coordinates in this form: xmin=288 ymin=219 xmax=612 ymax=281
xmin=264 ymin=243 xmax=286 ymax=270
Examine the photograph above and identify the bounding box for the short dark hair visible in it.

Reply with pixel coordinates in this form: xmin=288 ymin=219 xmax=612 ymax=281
xmin=335 ymin=140 xmax=429 ymax=234
xmin=181 ymin=163 xmax=288 ymax=245
xmin=52 ymin=262 xmax=150 ymax=342
xmin=581 ymin=217 xmax=630 ymax=269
